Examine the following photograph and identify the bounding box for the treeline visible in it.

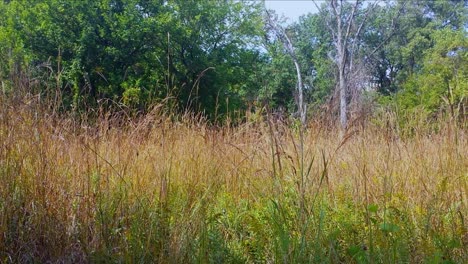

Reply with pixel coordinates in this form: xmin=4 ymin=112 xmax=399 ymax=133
xmin=0 ymin=0 xmax=466 ymax=126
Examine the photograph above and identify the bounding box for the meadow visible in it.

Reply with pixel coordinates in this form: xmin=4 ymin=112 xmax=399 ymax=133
xmin=0 ymin=94 xmax=466 ymax=263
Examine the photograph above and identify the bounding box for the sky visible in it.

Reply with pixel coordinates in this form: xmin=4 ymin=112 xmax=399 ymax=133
xmin=264 ymin=1 xmax=320 ymax=23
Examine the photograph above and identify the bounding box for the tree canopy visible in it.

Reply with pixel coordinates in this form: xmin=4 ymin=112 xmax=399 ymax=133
xmin=0 ymin=0 xmax=466 ymax=125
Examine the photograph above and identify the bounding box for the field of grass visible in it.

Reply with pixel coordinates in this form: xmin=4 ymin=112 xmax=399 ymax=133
xmin=0 ymin=95 xmax=467 ymax=263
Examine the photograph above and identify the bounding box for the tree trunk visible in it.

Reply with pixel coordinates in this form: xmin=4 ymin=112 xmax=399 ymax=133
xmin=339 ymin=67 xmax=347 ymax=128
xmin=265 ymin=8 xmax=307 ymax=125
xmin=293 ymin=59 xmax=306 ymax=125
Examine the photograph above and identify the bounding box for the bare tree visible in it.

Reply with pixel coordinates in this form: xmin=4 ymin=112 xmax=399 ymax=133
xmin=264 ymin=9 xmax=307 ymax=125
xmin=313 ymin=0 xmax=378 ymax=129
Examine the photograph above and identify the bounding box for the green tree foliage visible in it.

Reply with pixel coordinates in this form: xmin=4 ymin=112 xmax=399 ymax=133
xmin=164 ymin=0 xmax=264 ymax=118
xmin=396 ymin=28 xmax=467 ymax=118
xmin=293 ymin=13 xmax=335 ymax=110
xmin=259 ymin=11 xmax=335 ymax=116
xmin=358 ymin=0 xmax=467 ymax=125
xmin=258 ymin=39 xmax=298 ymax=111
xmin=364 ymin=0 xmax=467 ymax=94
xmin=0 ymin=1 xmax=30 ymax=89
xmin=0 ymin=0 xmax=466 ymax=124
xmin=0 ymin=0 xmax=264 ymax=118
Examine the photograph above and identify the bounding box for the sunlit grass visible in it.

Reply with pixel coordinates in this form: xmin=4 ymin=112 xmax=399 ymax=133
xmin=0 ymin=95 xmax=466 ymax=263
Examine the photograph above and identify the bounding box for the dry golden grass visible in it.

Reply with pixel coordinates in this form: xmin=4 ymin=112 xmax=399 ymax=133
xmin=0 ymin=95 xmax=467 ymax=263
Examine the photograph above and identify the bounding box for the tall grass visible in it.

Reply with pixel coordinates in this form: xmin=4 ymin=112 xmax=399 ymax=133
xmin=0 ymin=94 xmax=466 ymax=263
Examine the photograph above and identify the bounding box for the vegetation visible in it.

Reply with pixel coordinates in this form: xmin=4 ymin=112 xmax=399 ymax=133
xmin=0 ymin=0 xmax=467 ymax=263
xmin=0 ymin=94 xmax=466 ymax=263
xmin=1 ymin=0 xmax=465 ymax=123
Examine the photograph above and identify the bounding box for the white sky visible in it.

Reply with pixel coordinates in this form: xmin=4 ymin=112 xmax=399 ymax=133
xmin=264 ymin=0 xmax=320 ymax=23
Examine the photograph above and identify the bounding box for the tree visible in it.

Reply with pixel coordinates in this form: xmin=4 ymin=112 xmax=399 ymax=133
xmin=396 ymin=28 xmax=467 ymax=121
xmin=264 ymin=8 xmax=306 ymax=124
xmin=163 ymin=0 xmax=264 ymax=119
xmin=293 ymin=13 xmax=335 ymax=111
xmin=315 ymin=0 xmax=393 ymax=129
xmin=365 ymin=0 xmax=467 ymax=96
xmin=0 ymin=0 xmax=265 ymax=119
xmin=364 ymin=0 xmax=467 ymax=124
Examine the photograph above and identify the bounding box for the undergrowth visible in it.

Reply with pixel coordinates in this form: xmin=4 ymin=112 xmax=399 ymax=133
xmin=0 ymin=94 xmax=466 ymax=263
